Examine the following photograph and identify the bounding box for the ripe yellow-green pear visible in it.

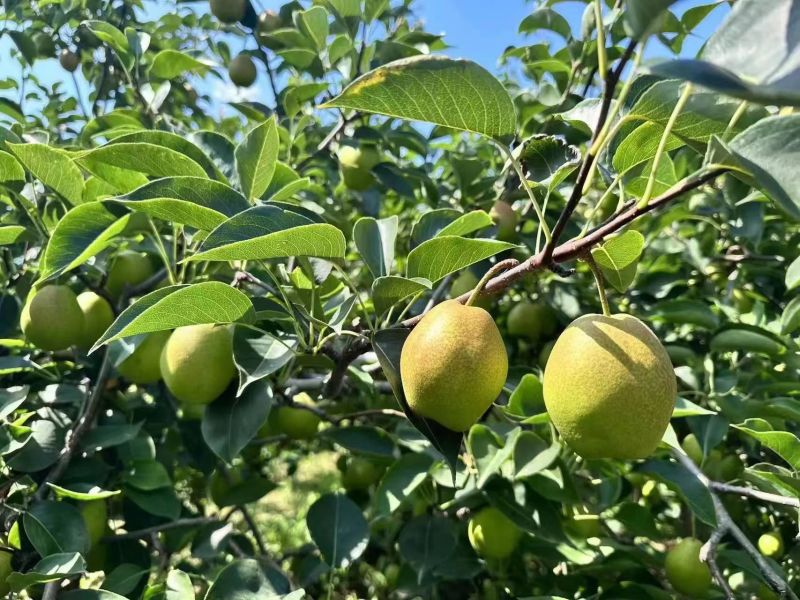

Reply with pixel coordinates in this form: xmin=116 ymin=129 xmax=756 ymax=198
xmin=400 ymin=300 xmax=508 ymax=432
xmin=229 ymin=54 xmax=257 ymax=87
xmin=450 ymin=270 xmax=492 ymax=310
xmin=342 ymin=457 xmax=385 ymax=491
xmin=106 ymin=251 xmax=155 ymax=298
xmin=543 ymin=314 xmax=676 ymax=459
xmin=338 ymin=145 xmax=381 ymax=191
xmin=21 ymin=285 xmax=85 ymax=351
xmin=209 ymin=0 xmax=245 ymax=23
xmin=468 ymin=507 xmax=521 ymax=559
xmin=80 ymin=500 xmax=107 ymax=547
xmin=0 ymin=549 xmax=12 ymax=597
xmin=274 ymin=394 xmax=321 ymax=439
xmin=665 ymin=538 xmax=711 ymax=597
xmin=59 ymin=49 xmax=80 ymax=72
xmin=117 ymin=330 xmax=170 ymax=384
xmin=489 ymin=200 xmax=517 ymax=241
xmin=758 ymin=531 xmax=784 ymax=558
xmin=160 ymin=324 xmax=235 ymax=405
xmin=507 ymin=301 xmax=557 ymax=342
xmin=76 ymin=291 xmax=114 ymax=350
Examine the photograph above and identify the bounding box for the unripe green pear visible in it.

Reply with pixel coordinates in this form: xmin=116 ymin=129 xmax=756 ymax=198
xmin=758 ymin=531 xmax=784 ymax=559
xmin=106 ymin=251 xmax=155 ymax=298
xmin=400 ymin=300 xmax=508 ymax=432
xmin=507 ymin=301 xmax=557 ymax=342
xmin=342 ymin=457 xmax=385 ymax=491
xmin=543 ymin=314 xmax=676 ymax=459
xmin=274 ymin=398 xmax=321 ymax=440
xmin=681 ymin=433 xmax=704 ymax=466
xmin=210 ymin=0 xmax=246 ymax=23
xmin=468 ymin=507 xmax=521 ymax=559
xmin=21 ymin=285 xmax=85 ymax=351
xmin=229 ymin=54 xmax=257 ymax=87
xmin=117 ymin=330 xmax=170 ymax=384
xmin=80 ymin=500 xmax=107 ymax=547
xmin=567 ymin=513 xmax=602 ymax=539
xmin=450 ymin=271 xmax=492 ymax=310
xmin=338 ymin=145 xmax=381 ymax=191
xmin=0 ymin=550 xmax=12 ymax=597
xmin=77 ymin=291 xmax=114 ymax=350
xmin=537 ymin=339 xmax=555 ymax=370
xmin=59 ymin=49 xmax=80 ymax=72
xmin=665 ymin=538 xmax=711 ymax=597
xmin=489 ymin=200 xmax=517 ymax=241
xmin=160 ymin=324 xmax=235 ymax=405
xmin=257 ymin=10 xmax=283 ymax=34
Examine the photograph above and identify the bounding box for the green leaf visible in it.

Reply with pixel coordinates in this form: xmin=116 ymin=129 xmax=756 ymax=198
xmin=7 ymin=143 xmax=85 ymax=205
xmin=116 ymin=176 xmax=250 ymax=231
xmin=81 ymin=142 xmax=208 ymax=179
xmin=236 ymin=117 xmax=279 ymax=201
xmin=83 ymin=20 xmax=132 ymax=70
xmin=190 ymin=205 xmax=346 ymax=262
xmin=0 ymin=225 xmax=25 ymax=245
xmin=516 ymin=134 xmax=580 ymax=189
xmin=371 ymin=276 xmax=432 ymax=315
xmin=406 ymin=236 xmax=516 ymax=283
xmin=590 ymin=231 xmax=645 ymax=293
xmin=202 ymin=380 xmax=273 ymax=463
xmin=205 ymin=559 xmax=287 ymax=600
xmin=46 ymin=484 xmax=120 ymax=501
xmin=398 ymin=515 xmax=456 ymax=571
xmin=710 ymin=326 xmax=786 ymax=357
xmin=307 ymin=493 xmax=369 ymax=568
xmin=373 ymin=453 xmax=433 ymax=517
xmin=125 ymin=486 xmax=181 ymax=519
xmin=38 ymin=201 xmax=130 ymax=282
xmin=353 ymin=216 xmax=398 ymax=278
xmin=672 ymin=397 xmax=715 ymax=418
xmin=294 ymin=6 xmax=329 ymax=51
xmin=24 ymin=501 xmax=90 ymax=557
xmin=233 ymin=327 xmax=297 ymax=395
xmin=149 ymin=50 xmax=216 ymax=79
xmin=91 ymin=283 xmax=255 ymax=350
xmin=122 ymin=459 xmax=171 ymax=491
xmin=624 ymin=0 xmax=679 ymax=38
xmin=436 ymin=210 xmax=493 ymax=238
xmin=322 ymin=426 xmax=396 ymax=458
xmin=165 ymin=570 xmax=195 ymax=600
xmin=780 ymin=296 xmax=800 ymax=335
xmin=81 ymin=424 xmax=142 ymax=450
xmin=649 ymin=0 xmax=800 ymax=106
xmin=468 ymin=425 xmax=520 ymax=488
xmin=7 ymin=553 xmax=85 ymax=593
xmin=0 ymin=150 xmax=24 ymax=182
xmin=513 ymin=431 xmax=559 ymax=478
xmin=519 ymin=8 xmax=572 ymax=39
xmin=653 ymin=299 xmax=719 ymax=329
xmin=729 ymin=115 xmax=800 ymax=221
xmin=323 ymin=55 xmax=517 ymax=141
xmin=640 ymin=459 xmax=716 ymax=526
xmin=734 ymin=419 xmax=800 ymax=470
xmin=786 ymin=255 xmax=800 ymax=290
xmin=103 ymin=564 xmax=149 ymax=597
xmin=105 ymin=131 xmax=223 ymax=179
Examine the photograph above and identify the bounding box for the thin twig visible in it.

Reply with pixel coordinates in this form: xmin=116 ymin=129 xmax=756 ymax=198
xmin=700 ymin=527 xmax=734 ymax=599
xmin=102 ymin=517 xmax=216 ymax=542
xmin=239 ymin=506 xmax=267 ymax=555
xmin=710 ymin=482 xmax=800 ymax=509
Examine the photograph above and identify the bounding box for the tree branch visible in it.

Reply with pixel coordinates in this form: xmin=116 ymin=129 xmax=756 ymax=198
xmin=103 ymin=517 xmax=216 ymax=542
xmin=709 ymin=481 xmax=800 ymax=509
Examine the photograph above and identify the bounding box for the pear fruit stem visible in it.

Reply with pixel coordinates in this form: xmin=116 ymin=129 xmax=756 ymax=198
xmin=466 ymin=259 xmax=519 ymax=307
xmin=584 ymin=253 xmax=611 ymax=316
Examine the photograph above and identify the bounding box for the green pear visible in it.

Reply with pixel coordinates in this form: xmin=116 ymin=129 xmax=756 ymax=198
xmin=106 ymin=251 xmax=155 ymax=298
xmin=758 ymin=531 xmax=784 ymax=558
xmin=489 ymin=200 xmax=517 ymax=241
xmin=274 ymin=394 xmax=321 ymax=439
xmin=117 ymin=330 xmax=171 ymax=384
xmin=76 ymin=291 xmax=114 ymax=350
xmin=468 ymin=507 xmax=521 ymax=559
xmin=59 ymin=49 xmax=80 ymax=72
xmin=229 ymin=54 xmax=257 ymax=87
xmin=0 ymin=549 xmax=12 ymax=597
xmin=543 ymin=313 xmax=676 ymax=459
xmin=342 ymin=457 xmax=385 ymax=491
xmin=507 ymin=301 xmax=557 ymax=342
xmin=209 ymin=0 xmax=245 ymax=23
xmin=80 ymin=500 xmax=107 ymax=547
xmin=160 ymin=324 xmax=235 ymax=405
xmin=339 ymin=145 xmax=381 ymax=191
xmin=21 ymin=285 xmax=85 ymax=351
xmin=400 ymin=300 xmax=507 ymax=432
xmin=665 ymin=538 xmax=711 ymax=597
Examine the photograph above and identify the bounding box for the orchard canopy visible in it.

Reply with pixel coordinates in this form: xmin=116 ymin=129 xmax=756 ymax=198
xmin=2 ymin=0 xmax=800 ymax=598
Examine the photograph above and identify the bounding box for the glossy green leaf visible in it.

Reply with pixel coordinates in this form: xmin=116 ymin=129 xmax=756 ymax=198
xmin=324 ymin=55 xmax=517 ymax=140
xmin=81 ymin=142 xmax=207 ymax=179
xmin=91 ymin=283 xmax=255 ymax=350
xmin=165 ymin=570 xmax=195 ymax=600
xmin=436 ymin=210 xmax=493 ymax=238
xmin=24 ymin=501 xmax=90 ymax=557
xmin=372 ymin=276 xmax=432 ymax=315
xmin=205 ymin=559 xmax=287 ymax=600
xmin=294 ymin=6 xmax=329 ymax=51
xmin=624 ymin=0 xmax=678 ymax=38
xmin=307 ymin=493 xmax=369 ymax=568
xmin=7 ymin=553 xmax=86 ymax=593
xmin=519 ymin=8 xmax=571 ymax=39
xmin=233 ymin=327 xmax=297 ymax=395
xmin=406 ymin=236 xmax=516 ymax=283
xmin=202 ymin=380 xmax=273 ymax=463
xmin=516 ymin=134 xmax=580 ymax=189
xmin=353 ymin=215 xmax=398 ymax=278
xmin=590 ymin=231 xmax=645 ymax=293
xmin=640 ymin=459 xmax=716 ymax=526
xmin=7 ymin=143 xmax=85 ymax=205
xmin=322 ymin=426 xmax=396 ymax=458
xmin=149 ymin=50 xmax=216 ymax=79
xmin=710 ymin=326 xmax=786 ymax=357
xmin=236 ymin=117 xmax=279 ymax=201
xmin=780 ymin=296 xmax=800 ymax=335
xmin=786 ymin=255 xmax=800 ymax=290
xmin=83 ymin=20 xmax=132 ymax=70
xmin=0 ymin=225 xmax=25 ymax=245
xmin=734 ymin=419 xmax=800 ymax=470
xmin=397 ymin=515 xmax=456 ymax=571
xmin=0 ymin=150 xmax=24 ymax=182
xmin=373 ymin=453 xmax=433 ymax=517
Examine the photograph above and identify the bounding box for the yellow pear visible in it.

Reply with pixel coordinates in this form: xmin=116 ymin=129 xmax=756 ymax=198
xmin=543 ymin=313 xmax=675 ymax=459
xmin=400 ymin=300 xmax=508 ymax=432
xmin=160 ymin=324 xmax=235 ymax=405
xmin=665 ymin=538 xmax=711 ymax=597
xmin=76 ymin=291 xmax=115 ymax=350
xmin=117 ymin=330 xmax=171 ymax=384
xmin=21 ymin=285 xmax=85 ymax=351
xmin=758 ymin=531 xmax=784 ymax=558
xmin=468 ymin=507 xmax=521 ymax=559
xmin=106 ymin=251 xmax=154 ymax=298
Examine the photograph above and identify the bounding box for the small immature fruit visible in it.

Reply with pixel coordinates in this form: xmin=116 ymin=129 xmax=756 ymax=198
xmin=681 ymin=433 xmax=704 ymax=466
xmin=59 ymin=49 xmax=80 ymax=72
xmin=106 ymin=251 xmax=155 ymax=298
xmin=274 ymin=394 xmax=321 ymax=439
xmin=507 ymin=301 xmax=557 ymax=342
xmin=160 ymin=324 xmax=235 ymax=405
xmin=489 ymin=200 xmax=518 ymax=241
xmin=338 ymin=145 xmax=381 ymax=191
xmin=543 ymin=313 xmax=676 ymax=459
xmin=758 ymin=531 xmax=784 ymax=559
xmin=229 ymin=54 xmax=257 ymax=87
xmin=80 ymin=500 xmax=108 ymax=547
xmin=210 ymin=0 xmax=246 ymax=23
xmin=342 ymin=457 xmax=385 ymax=491
xmin=400 ymin=300 xmax=508 ymax=432
xmin=468 ymin=507 xmax=522 ymax=559
xmin=258 ymin=10 xmax=283 ymax=34
xmin=21 ymin=285 xmax=85 ymax=351
xmin=117 ymin=330 xmax=170 ymax=384
xmin=77 ymin=291 xmax=114 ymax=350
xmin=665 ymin=538 xmax=712 ymax=597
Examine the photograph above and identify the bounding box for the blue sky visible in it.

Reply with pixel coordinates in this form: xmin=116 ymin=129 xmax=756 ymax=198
xmin=0 ymin=0 xmax=728 ymax=119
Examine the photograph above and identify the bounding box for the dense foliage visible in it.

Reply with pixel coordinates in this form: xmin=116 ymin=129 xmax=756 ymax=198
xmin=1 ymin=0 xmax=800 ymax=598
